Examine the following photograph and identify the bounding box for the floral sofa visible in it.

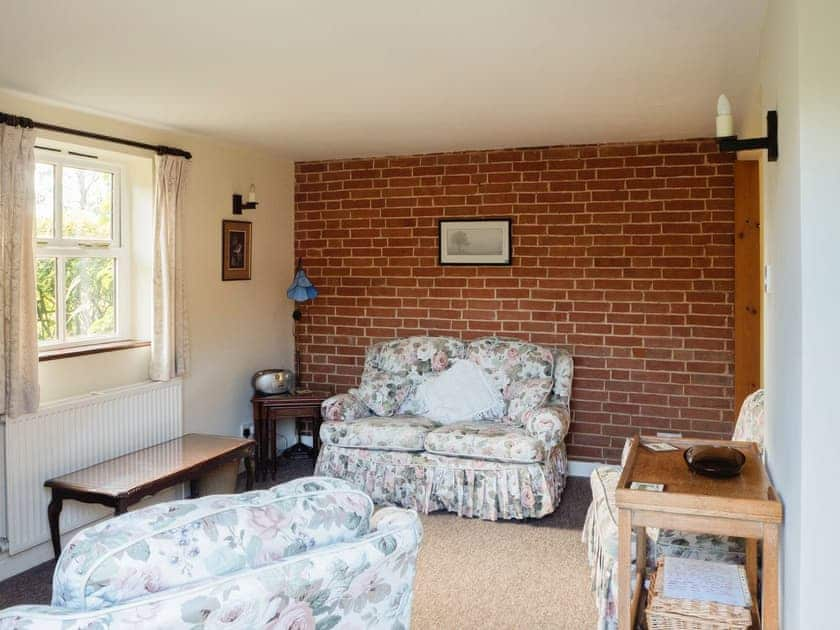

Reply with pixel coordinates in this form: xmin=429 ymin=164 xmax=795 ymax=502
xmin=315 ymin=336 xmax=574 ymax=521
xmin=0 ymin=477 xmax=422 ymax=629
xmin=583 ymin=389 xmax=766 ymax=629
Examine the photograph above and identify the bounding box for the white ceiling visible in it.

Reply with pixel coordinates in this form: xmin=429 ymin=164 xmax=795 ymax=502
xmin=0 ymin=0 xmax=766 ymax=160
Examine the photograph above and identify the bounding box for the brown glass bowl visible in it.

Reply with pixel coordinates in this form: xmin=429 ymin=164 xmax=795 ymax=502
xmin=684 ymin=445 xmax=746 ymax=478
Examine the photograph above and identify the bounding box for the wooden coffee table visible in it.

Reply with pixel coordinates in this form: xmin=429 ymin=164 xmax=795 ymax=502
xmin=615 ymin=436 xmax=782 ymax=630
xmin=44 ymin=433 xmax=255 ymax=557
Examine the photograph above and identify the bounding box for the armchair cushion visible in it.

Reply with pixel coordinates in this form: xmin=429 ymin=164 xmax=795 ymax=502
xmin=505 ymin=377 xmax=553 ymax=426
xmin=466 ymin=337 xmax=555 ymax=392
xmin=425 ymin=421 xmax=546 ymax=463
xmin=353 ymin=366 xmax=412 ymax=416
xmin=522 ymin=403 xmax=570 ymax=450
xmin=320 ymin=416 xmax=440 ymax=452
xmin=732 ymin=388 xmax=766 ymax=451
xmin=52 ymin=477 xmax=373 ymax=611
xmin=322 ymin=392 xmax=370 ymax=422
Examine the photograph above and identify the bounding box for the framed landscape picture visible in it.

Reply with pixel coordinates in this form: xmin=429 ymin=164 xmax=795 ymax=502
xmin=439 ymin=218 xmax=512 ymax=265
xmin=222 ymin=219 xmax=252 ymax=280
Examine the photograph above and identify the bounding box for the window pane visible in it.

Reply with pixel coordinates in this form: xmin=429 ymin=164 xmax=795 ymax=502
xmin=62 ymin=167 xmax=113 ymax=240
xmin=64 ymin=257 xmax=116 ymax=338
xmin=35 ymin=163 xmax=55 ymax=239
xmin=36 ymin=258 xmax=58 ymax=342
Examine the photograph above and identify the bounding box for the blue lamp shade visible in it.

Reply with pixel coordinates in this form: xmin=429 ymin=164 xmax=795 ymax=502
xmin=286 ymin=267 xmax=318 ymax=303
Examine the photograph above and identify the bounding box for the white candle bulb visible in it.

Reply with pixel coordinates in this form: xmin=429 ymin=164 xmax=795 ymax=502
xmin=716 ymin=94 xmax=734 ymax=137
xmin=247 ymin=184 xmax=257 ymax=204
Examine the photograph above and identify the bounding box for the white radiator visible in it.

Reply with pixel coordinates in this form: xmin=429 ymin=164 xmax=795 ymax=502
xmin=3 ymin=379 xmax=182 ymax=554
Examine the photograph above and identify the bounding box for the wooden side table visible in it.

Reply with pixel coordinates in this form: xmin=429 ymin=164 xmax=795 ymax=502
xmin=251 ymin=390 xmax=331 ymax=481
xmin=615 ymin=436 xmax=782 ymax=630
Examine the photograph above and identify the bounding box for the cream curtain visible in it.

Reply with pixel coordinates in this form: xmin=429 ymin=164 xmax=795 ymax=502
xmin=0 ymin=124 xmax=39 ymax=417
xmin=150 ymin=154 xmax=190 ymax=381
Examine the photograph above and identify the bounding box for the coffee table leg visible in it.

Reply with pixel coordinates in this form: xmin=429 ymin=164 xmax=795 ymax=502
xmin=115 ymin=498 xmax=129 ymax=516
xmin=48 ymin=493 xmax=63 ymax=558
xmin=618 ymin=507 xmax=632 ymax=630
xmin=244 ymin=454 xmax=255 ymax=491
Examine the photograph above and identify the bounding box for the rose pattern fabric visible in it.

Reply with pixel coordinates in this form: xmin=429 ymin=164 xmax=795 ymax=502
xmin=319 ymin=416 xmax=440 ymax=452
xmin=522 ymin=403 xmax=571 ymax=451
xmin=321 ymin=393 xmax=370 ymax=422
xmin=315 ymin=443 xmax=567 ymax=521
xmin=0 ymin=506 xmax=421 ymax=630
xmin=314 ymin=336 xmax=572 ymax=521
xmin=732 ymin=388 xmax=765 ymax=451
xmin=424 ymin=422 xmax=546 ymax=464
xmin=466 ymin=337 xmax=555 ymax=394
xmin=353 ymin=367 xmax=412 ymax=416
xmin=552 ymin=347 xmax=574 ymax=402
xmin=504 ymin=377 xmax=553 ymax=426
xmin=365 ymin=336 xmax=466 ymax=382
xmin=52 ymin=477 xmax=373 ymax=611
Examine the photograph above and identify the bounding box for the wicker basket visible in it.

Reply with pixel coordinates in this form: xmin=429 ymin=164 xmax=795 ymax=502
xmin=645 ymin=559 xmax=752 ymax=630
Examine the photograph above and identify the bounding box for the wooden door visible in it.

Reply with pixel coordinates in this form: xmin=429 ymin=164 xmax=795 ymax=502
xmin=734 ymin=161 xmax=762 ymax=414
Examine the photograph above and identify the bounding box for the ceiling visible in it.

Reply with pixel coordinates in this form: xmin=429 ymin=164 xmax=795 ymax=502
xmin=0 ymin=0 xmax=766 ymax=160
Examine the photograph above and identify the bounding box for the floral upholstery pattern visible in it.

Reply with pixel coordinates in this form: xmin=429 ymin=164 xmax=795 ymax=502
xmin=732 ymin=388 xmax=766 ymax=451
xmin=316 ymin=443 xmax=567 ymax=521
xmin=553 ymin=347 xmax=574 ymax=403
xmin=365 ymin=336 xmax=466 ymax=383
xmin=522 ymin=403 xmax=571 ymax=451
xmin=353 ymin=366 xmax=412 ymax=416
xmin=322 ymin=392 xmax=370 ymax=422
xmin=466 ymin=337 xmax=555 ymax=395
xmin=316 ymin=336 xmax=574 ymax=521
xmin=320 ymin=416 xmax=440 ymax=452
xmin=0 ymin=502 xmax=422 ymax=630
xmin=504 ymin=377 xmax=553 ymax=426
xmin=52 ymin=477 xmax=373 ymax=611
xmin=583 ymin=389 xmax=765 ymax=629
xmin=424 ymin=422 xmax=546 ymax=464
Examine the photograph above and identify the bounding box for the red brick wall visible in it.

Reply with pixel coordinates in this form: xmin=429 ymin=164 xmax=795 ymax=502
xmin=294 ymin=139 xmax=735 ymax=463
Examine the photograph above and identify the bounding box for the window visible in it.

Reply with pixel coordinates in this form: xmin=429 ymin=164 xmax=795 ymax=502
xmin=35 ymin=150 xmax=129 ymax=349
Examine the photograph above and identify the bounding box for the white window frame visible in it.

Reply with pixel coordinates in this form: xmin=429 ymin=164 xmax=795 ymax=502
xmin=35 ymin=149 xmax=132 ymax=350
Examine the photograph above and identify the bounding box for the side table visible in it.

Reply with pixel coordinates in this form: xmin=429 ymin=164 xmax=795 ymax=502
xmin=615 ymin=435 xmax=782 ymax=630
xmin=251 ymin=390 xmax=331 ymax=482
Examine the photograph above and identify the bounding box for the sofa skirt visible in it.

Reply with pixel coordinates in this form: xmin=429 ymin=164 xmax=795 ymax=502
xmin=314 ymin=443 xmax=567 ymax=521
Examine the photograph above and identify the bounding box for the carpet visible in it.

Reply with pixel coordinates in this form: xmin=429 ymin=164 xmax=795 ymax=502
xmin=0 ymin=463 xmax=597 ymax=629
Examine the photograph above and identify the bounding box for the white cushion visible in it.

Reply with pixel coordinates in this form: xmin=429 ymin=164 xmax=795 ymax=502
xmin=416 ymin=359 xmax=505 ymax=424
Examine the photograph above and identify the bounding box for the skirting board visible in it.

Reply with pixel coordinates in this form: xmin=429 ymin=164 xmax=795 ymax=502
xmin=568 ymin=459 xmax=600 ymax=478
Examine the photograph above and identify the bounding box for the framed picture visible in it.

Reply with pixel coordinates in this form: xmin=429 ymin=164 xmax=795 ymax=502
xmin=222 ymin=219 xmax=252 ymax=281
xmin=439 ymin=218 xmax=512 ymax=265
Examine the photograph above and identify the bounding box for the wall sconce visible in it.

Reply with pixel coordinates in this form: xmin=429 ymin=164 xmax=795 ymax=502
xmin=232 ymin=184 xmax=258 ymax=214
xmin=715 ymin=94 xmax=779 ymax=161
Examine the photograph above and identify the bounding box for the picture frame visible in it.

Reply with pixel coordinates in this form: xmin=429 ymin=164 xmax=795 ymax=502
xmin=438 ymin=218 xmax=512 ymax=265
xmin=222 ymin=219 xmax=252 ymax=281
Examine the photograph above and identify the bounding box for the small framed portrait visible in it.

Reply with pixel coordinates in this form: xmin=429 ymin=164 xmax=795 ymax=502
xmin=439 ymin=218 xmax=512 ymax=265
xmin=222 ymin=219 xmax=252 ymax=281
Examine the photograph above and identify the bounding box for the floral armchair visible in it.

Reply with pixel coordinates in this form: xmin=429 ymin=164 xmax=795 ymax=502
xmin=582 ymin=389 xmax=766 ymax=629
xmin=316 ymin=336 xmax=574 ymax=521
xmin=0 ymin=477 xmax=422 ymax=629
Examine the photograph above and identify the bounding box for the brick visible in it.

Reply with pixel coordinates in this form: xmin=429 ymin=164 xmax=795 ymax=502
xmin=294 ymin=138 xmax=735 ymax=463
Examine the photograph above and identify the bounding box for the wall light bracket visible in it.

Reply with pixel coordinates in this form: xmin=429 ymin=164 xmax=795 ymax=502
xmin=232 ymin=193 xmax=258 ymax=215
xmin=717 ymin=110 xmax=778 ymax=162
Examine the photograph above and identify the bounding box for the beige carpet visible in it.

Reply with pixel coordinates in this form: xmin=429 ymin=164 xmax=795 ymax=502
xmin=411 ymin=477 xmax=597 ymax=629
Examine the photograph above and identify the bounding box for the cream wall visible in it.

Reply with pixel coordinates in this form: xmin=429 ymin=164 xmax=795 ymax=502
xmin=747 ymin=0 xmax=840 ymax=627
xmin=0 ymin=88 xmax=296 ymax=436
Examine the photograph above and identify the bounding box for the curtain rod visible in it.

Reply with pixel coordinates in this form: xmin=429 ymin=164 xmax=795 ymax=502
xmin=0 ymin=111 xmax=192 ymax=159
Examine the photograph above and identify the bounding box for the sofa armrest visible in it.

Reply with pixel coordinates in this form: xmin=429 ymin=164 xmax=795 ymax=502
xmin=523 ymin=402 xmax=570 ymax=451
xmin=321 ymin=392 xmax=370 ymax=422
